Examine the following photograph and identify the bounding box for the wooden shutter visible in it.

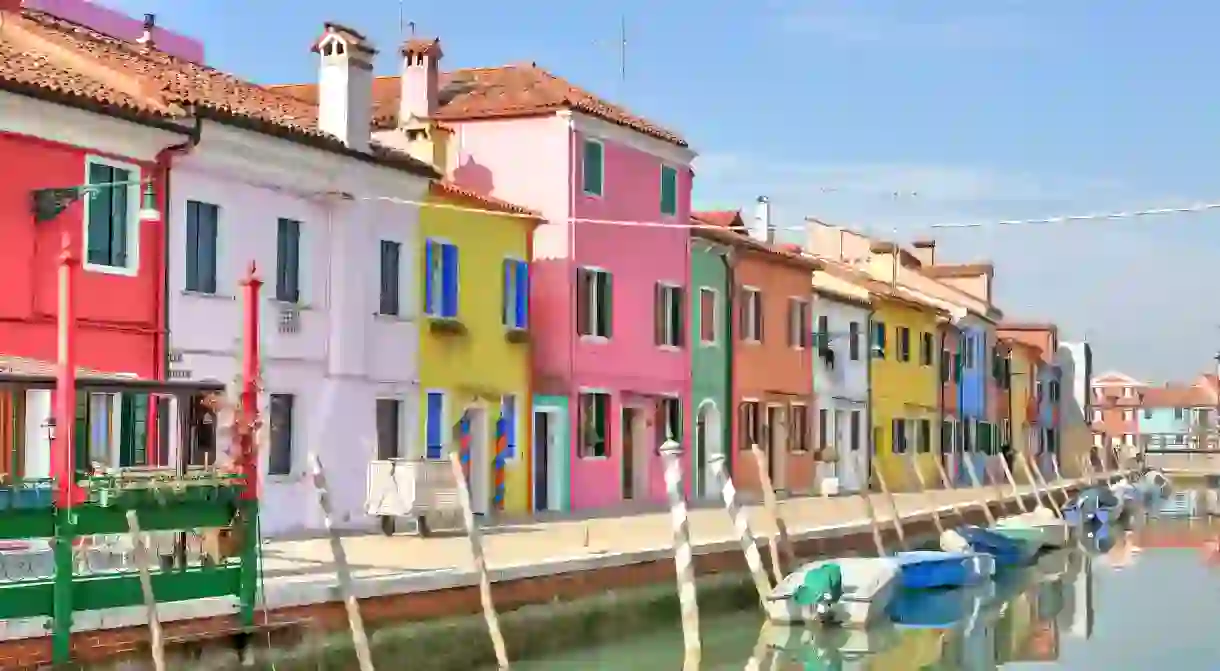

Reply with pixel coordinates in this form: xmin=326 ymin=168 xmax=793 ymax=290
xmin=501 ymin=259 xmax=513 ymax=326
xmin=74 ymin=394 xmax=90 ymax=474
xmin=515 ymin=260 xmax=529 ymax=328
xmin=380 ymin=241 xmax=400 ymax=316
xmin=673 ymin=288 xmax=684 ymax=346
xmin=575 ymin=268 xmax=590 ymax=335
xmin=599 ymin=272 xmax=613 ymax=337
xmin=441 ymin=243 xmax=459 ymax=318
xmin=424 ymin=240 xmax=437 ymax=315
xmin=86 ymin=163 xmax=112 ymax=265
xmin=753 ymin=291 xmax=763 ymax=341
xmin=425 ymin=393 xmax=443 ymax=459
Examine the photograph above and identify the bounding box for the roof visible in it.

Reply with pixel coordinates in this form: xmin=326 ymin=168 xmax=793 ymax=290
xmin=272 ymin=61 xmax=687 ymax=147
xmin=0 ymin=356 xmax=225 ymax=393
xmin=429 ymin=181 xmax=541 ymax=219
xmin=690 ymin=211 xmax=821 ymax=271
xmin=997 ymin=322 xmax=1058 ymax=334
xmin=923 ymin=262 xmax=995 ymax=278
xmin=1001 ymin=337 xmax=1043 ymax=360
xmin=1093 ymin=371 xmax=1146 ymax=386
xmin=816 ymin=260 xmax=947 ymax=316
xmin=1141 ymin=384 xmax=1215 ymax=408
xmin=1 ymin=9 xmax=438 ymax=178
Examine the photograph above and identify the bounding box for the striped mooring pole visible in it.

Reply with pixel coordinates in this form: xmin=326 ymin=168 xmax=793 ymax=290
xmin=493 ymin=409 xmax=508 ymax=510
xmin=659 ymin=440 xmax=701 ymax=671
xmin=709 ymin=453 xmax=773 ymax=606
xmin=455 ymin=410 xmax=472 ymax=484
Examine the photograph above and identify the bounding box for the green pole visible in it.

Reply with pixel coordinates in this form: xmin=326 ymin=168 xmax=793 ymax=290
xmin=238 ymin=499 xmax=259 ymax=626
xmin=52 ymin=506 xmax=75 ymax=664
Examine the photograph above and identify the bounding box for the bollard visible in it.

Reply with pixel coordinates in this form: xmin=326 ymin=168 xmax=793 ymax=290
xmin=749 ymin=443 xmax=797 ymax=581
xmin=660 ymin=441 xmax=701 ymax=671
xmin=448 ymin=452 xmax=510 ymax=669
xmin=126 ymin=510 xmax=165 ymax=671
xmin=710 ymin=454 xmax=774 ymax=605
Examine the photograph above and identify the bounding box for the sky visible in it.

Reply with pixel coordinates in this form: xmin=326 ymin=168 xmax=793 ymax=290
xmin=101 ymin=0 xmax=1220 ymax=383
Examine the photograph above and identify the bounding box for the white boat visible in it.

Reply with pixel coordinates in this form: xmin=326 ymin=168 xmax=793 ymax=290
xmin=766 ymin=556 xmax=900 ymax=627
xmin=994 ymin=510 xmax=1072 ymax=548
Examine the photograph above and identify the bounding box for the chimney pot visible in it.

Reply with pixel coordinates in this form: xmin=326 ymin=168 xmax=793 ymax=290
xmin=749 ymin=195 xmax=771 ymax=244
xmin=136 ymin=13 xmax=155 ymax=48
xmin=314 ymin=21 xmax=376 ymax=152
xmin=399 ymin=37 xmax=443 ymax=124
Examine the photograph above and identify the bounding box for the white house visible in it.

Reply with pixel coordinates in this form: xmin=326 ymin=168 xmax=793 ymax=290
xmin=811 ymin=282 xmax=872 ymax=493
xmin=168 ymin=23 xmax=435 ymax=536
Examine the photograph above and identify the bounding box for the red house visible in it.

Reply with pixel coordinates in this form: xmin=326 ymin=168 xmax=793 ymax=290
xmin=0 ymin=5 xmax=195 ymax=475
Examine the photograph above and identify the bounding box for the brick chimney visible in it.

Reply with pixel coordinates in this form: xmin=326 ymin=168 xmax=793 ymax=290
xmin=911 ymin=239 xmax=935 ymax=266
xmin=399 ymin=37 xmax=442 ymax=123
xmin=313 ymin=22 xmax=376 ymax=152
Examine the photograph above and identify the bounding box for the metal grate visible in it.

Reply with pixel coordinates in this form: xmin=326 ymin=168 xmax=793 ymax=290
xmin=277 ymin=304 xmax=300 ymax=334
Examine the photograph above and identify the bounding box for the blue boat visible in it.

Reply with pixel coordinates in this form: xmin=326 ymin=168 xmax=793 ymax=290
xmin=889 ymin=580 xmax=997 ymax=628
xmin=1064 ymin=487 xmax=1120 ymax=526
xmin=941 ymin=525 xmax=1040 ymax=567
xmin=892 ymin=550 xmax=995 ymax=589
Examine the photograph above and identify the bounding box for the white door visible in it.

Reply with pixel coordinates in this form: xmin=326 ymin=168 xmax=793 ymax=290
xmin=468 ymin=407 xmax=491 ymax=515
xmin=697 ymin=401 xmax=723 ymax=498
xmin=840 ymin=408 xmax=865 ymax=492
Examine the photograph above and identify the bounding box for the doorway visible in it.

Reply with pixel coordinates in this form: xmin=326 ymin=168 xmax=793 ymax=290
xmin=766 ymin=404 xmax=786 ymax=491
xmin=695 ymin=401 xmax=722 ymax=498
xmin=466 ymin=406 xmax=491 ymax=515
xmin=621 ymin=406 xmax=646 ymax=500
xmin=532 ymin=409 xmax=563 ymax=511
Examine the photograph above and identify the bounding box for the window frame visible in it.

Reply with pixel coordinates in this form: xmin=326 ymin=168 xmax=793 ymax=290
xmin=577 ymin=390 xmax=611 ymax=459
xmin=741 ymin=287 xmax=763 ymax=343
xmin=502 ymin=257 xmax=530 ymax=330
xmin=581 ymin=138 xmax=605 ymax=197
xmin=920 ymin=332 xmax=934 ymax=366
xmin=267 ymin=393 xmax=296 ymax=476
xmin=789 ymin=403 xmax=809 ymax=453
xmin=424 ymin=237 xmax=460 ymax=319
xmin=659 ymin=164 xmax=678 ymax=217
xmin=82 ymin=154 xmax=142 ymax=276
xmin=378 ymin=239 xmax=402 ymax=316
xmin=275 ymin=217 xmax=303 ymax=304
xmin=739 ymin=400 xmax=761 ymax=450
xmin=788 ymin=297 xmax=811 ymax=350
xmin=184 ymin=200 xmax=219 ymax=294
xmin=892 ymin=418 xmax=907 ymax=453
xmin=897 ymin=326 xmax=911 ymax=362
xmin=658 ymin=395 xmax=682 ymax=444
xmin=698 ymin=287 xmax=719 ymax=345
xmin=655 ymin=282 xmax=685 ymax=348
xmin=424 ymin=390 xmax=448 ymax=460
xmin=872 ymin=320 xmax=887 ymax=358
xmin=375 ymin=397 xmax=404 ymax=460
xmin=849 ymin=410 xmax=861 ymax=451
xmin=848 ymin=321 xmax=860 ymax=360
xmin=577 ymin=266 xmax=613 ymax=339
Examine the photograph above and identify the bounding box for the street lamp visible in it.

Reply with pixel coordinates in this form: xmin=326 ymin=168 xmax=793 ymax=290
xmin=31 ymin=179 xmax=160 ymax=223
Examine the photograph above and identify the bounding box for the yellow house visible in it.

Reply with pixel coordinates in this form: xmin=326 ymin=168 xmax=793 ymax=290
xmin=1005 ymin=338 xmax=1042 ymax=483
xmin=419 ymin=180 xmax=538 ymax=516
xmin=868 ymin=286 xmax=947 ymax=491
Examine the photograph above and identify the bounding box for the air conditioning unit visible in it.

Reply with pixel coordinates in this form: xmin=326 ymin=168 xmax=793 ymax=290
xmin=277 ymin=304 xmax=301 ymax=334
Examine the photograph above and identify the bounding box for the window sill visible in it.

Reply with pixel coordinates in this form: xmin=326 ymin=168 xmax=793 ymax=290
xmin=657 ymin=344 xmax=682 ymax=352
xmin=268 ymin=299 xmax=311 ymax=310
xmin=577 ymin=453 xmax=609 ymax=461
xmin=505 ymin=328 xmax=530 ymax=344
xmin=428 ymin=317 xmax=468 ymax=336
xmin=698 ymin=339 xmax=719 ymax=348
xmin=742 ymin=338 xmax=761 ymax=346
xmin=373 ymin=313 xmax=414 ymax=323
xmin=181 ymin=290 xmax=236 ymax=301
xmin=83 ymin=262 xmax=138 ymax=277
xmin=580 ymin=335 xmax=610 ymax=345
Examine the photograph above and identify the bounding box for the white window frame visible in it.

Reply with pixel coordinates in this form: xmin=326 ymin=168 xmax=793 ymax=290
xmin=1123 ymin=386 xmax=1133 ymax=398
xmin=581 ymin=138 xmax=605 ymax=197
xmin=740 ymin=398 xmax=762 ymax=450
xmin=658 ymin=393 xmax=682 ymax=443
xmin=659 ymin=164 xmax=678 ymax=217
xmin=1122 ymin=409 xmax=1134 ymax=421
xmin=580 ymin=266 xmax=612 ymax=340
xmin=1093 ymin=433 xmax=1103 ymax=447
xmin=82 ymin=154 xmax=142 ymax=277
xmin=1123 ymin=433 xmax=1134 ymax=445
xmin=1092 ymin=410 xmax=1102 ymax=422
xmin=742 ymin=286 xmax=762 ymax=343
xmin=698 ymin=287 xmax=719 ymax=346
xmin=657 ymin=282 xmax=682 ymax=348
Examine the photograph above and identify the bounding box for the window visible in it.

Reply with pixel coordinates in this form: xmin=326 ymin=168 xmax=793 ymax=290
xmin=578 ymin=392 xmax=610 ymax=458
xmin=741 ymin=288 xmax=763 ymax=342
xmin=81 ymin=393 xmax=116 ymax=469
xmin=816 ymin=314 xmax=830 ymax=350
xmin=502 ymin=258 xmax=529 ymax=329
xmin=818 ymin=408 xmax=829 ymax=452
xmin=1174 ymin=407 xmax=1185 ymax=420
xmin=425 ymin=391 xmax=446 ymax=459
xmin=1092 ymin=410 xmax=1102 ymax=422
xmin=942 ymin=420 xmax=954 ymax=452
xmin=919 ymin=333 xmax=933 ymax=366
xmin=1049 ymin=381 xmax=1060 ymax=402
xmin=897 ymin=326 xmax=911 ymax=362
xmin=185 ymin=200 xmax=218 ymax=293
xmin=964 ymin=336 xmax=975 ymax=368
xmin=499 ymin=395 xmax=518 ymax=460
xmin=699 ymin=288 xmax=718 ymax=344
xmin=977 ymin=421 xmax=993 ymax=455
xmin=275 ymin=218 xmax=301 ymax=303
xmin=1122 ymin=409 xmax=1133 ymax=421
xmin=940 ymin=349 xmax=951 ymax=382
xmin=848 ymin=321 xmax=860 ymax=360
xmin=739 ymin=401 xmax=761 ymax=450
xmin=376 ymin=398 xmax=402 ymax=460
xmin=1001 ymin=419 xmax=1011 ymax=447
xmin=849 ymin=411 xmax=861 ymax=451
xmin=872 ymin=321 xmax=887 ymax=358
xmin=577 ymin=268 xmax=613 ymax=337
xmin=655 ymin=283 xmax=685 ymax=347
xmin=788 ymin=298 xmax=811 ymax=349
xmin=790 ymin=404 xmax=809 ymax=452
xmin=918 ymin=419 xmax=932 ymax=453
xmin=424 ymin=239 xmax=460 ymax=319
xmin=118 ymin=394 xmax=150 ymax=467
xmin=83 ymin=157 xmax=139 ymax=272
xmin=582 ymin=139 xmax=604 ymax=196
xmin=1035 ymin=381 xmax=1043 ymax=400
xmin=659 ymin=165 xmax=678 ymax=216
xmin=1093 ymin=433 xmax=1102 ymax=448
xmin=1122 ymin=386 xmax=1133 ymax=398
xmin=1144 ymin=408 xmax=1153 ymax=419
xmin=892 ymin=418 xmax=908 ymax=453
xmin=953 ymin=353 xmax=962 ymax=382
xmin=268 ymin=393 xmax=295 ymax=476
xmin=1123 ymin=433 xmax=1133 ymax=445
xmin=658 ymin=396 xmax=682 ymax=443
xmin=963 ymin=420 xmax=975 ymax=452
xmin=378 ymin=240 xmax=401 ymax=316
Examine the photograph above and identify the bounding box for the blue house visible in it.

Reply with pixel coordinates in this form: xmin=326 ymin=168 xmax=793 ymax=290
xmin=957 ymin=318 xmax=992 ymax=484
xmin=1036 ymin=363 xmax=1061 ymax=475
xmin=1141 ymin=385 xmax=1212 ymax=449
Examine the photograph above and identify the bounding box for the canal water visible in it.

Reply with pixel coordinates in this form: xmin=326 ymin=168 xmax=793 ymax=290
xmin=504 ymin=514 xmax=1220 ymax=670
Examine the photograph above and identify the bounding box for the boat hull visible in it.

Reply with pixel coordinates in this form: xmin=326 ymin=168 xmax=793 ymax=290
xmin=766 ymin=557 xmax=900 ymax=628
xmin=941 ymin=526 xmax=1040 ymax=567
xmin=895 ymin=551 xmax=995 ymax=589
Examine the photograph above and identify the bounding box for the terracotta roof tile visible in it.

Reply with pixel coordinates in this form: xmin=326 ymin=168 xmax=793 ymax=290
xmin=1141 ymin=385 xmax=1214 ymax=408
xmin=690 ymin=214 xmax=819 ymax=271
xmin=3 ymin=9 xmax=437 ymax=177
xmin=923 ymin=262 xmax=995 ymax=278
xmin=273 ymin=62 xmax=688 ymax=147
xmin=691 ymin=210 xmax=741 ymax=229
xmin=430 ymin=181 xmax=540 ymax=219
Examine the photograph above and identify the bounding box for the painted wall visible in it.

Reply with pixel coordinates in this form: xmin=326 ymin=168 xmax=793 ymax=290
xmin=418 ymin=188 xmax=533 ymax=515
xmin=169 ymin=122 xmax=426 ymax=536
xmin=939 ymin=324 xmax=962 ymax=481
xmin=812 ymin=291 xmax=871 ymax=493
xmin=730 ymin=250 xmax=817 ymax=496
xmin=1141 ymin=407 xmax=1190 ymax=444
xmin=1008 ymin=345 xmax=1035 ymax=482
xmin=957 ymin=319 xmax=991 ymax=485
xmin=869 ymin=298 xmax=941 ymax=491
xmin=1056 ymin=342 xmax=1092 ymax=477
xmin=689 ymin=238 xmax=731 ymax=500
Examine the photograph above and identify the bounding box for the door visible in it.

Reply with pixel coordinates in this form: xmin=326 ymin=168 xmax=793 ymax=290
xmin=533 ymin=410 xmax=550 ymax=511
xmin=622 ymin=407 xmax=638 ymax=500
xmin=695 ymin=401 xmax=722 ymax=498
xmin=766 ymin=405 xmax=786 ymax=491
xmin=841 ymin=409 xmax=864 ymax=492
xmin=693 ymin=410 xmax=706 ymax=497
xmin=467 ymin=407 xmax=490 ymax=515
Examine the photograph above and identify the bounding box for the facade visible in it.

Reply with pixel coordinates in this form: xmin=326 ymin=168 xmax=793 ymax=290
xmin=810 ymin=272 xmax=872 ymax=494
xmin=416 ymin=181 xmax=538 ymax=516
xmin=956 ymin=316 xmax=994 ymax=485
xmin=167 ymin=24 xmax=437 ymax=535
xmin=939 ymin=323 xmax=962 ymax=481
xmin=1139 ymin=384 xmax=1213 ymax=450
xmin=997 ymin=323 xmax=1061 ymax=475
xmin=0 ymin=9 xmax=194 ymax=480
xmin=278 ymin=35 xmax=697 ymax=511
xmin=1057 ymin=341 xmax=1094 ymax=475
xmin=1004 ymin=338 xmax=1040 ymax=482
xmin=988 ymin=339 xmax=1012 ymax=484
xmin=688 ymin=215 xmax=732 ymax=500
xmin=696 ymin=207 xmax=819 ymax=497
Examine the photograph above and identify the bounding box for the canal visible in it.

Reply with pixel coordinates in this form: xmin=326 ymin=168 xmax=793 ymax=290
xmin=500 ymin=514 xmax=1220 ymax=670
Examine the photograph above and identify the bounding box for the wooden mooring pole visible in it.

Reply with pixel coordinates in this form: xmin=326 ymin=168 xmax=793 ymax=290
xmin=126 ymin=510 xmax=166 ymax=671
xmin=710 ymin=454 xmax=773 ymax=605
xmin=933 ymin=455 xmax=971 ymax=525
xmin=905 ymin=453 xmax=945 ymax=537
xmin=873 ymin=465 xmax=907 ymax=550
xmin=659 ymin=441 xmax=701 ymax=671
xmin=999 ymin=455 xmax=1029 ymax=514
xmin=447 ymin=451 xmax=510 ymax=669
xmin=309 ymin=454 xmax=375 ymax=671
xmin=962 ymin=456 xmax=997 ymax=526
xmin=749 ymin=443 xmax=796 ymax=581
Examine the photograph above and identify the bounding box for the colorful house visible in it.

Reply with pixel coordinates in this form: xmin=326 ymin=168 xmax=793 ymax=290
xmin=1004 ymin=338 xmax=1042 ymax=482
xmin=1000 ymin=323 xmax=1063 ymax=476
xmin=988 ymin=338 xmax=1012 ymax=483
xmin=1139 ymin=384 xmax=1213 ymax=450
xmin=277 ymin=36 xmax=697 ymax=511
xmin=695 ymin=204 xmax=820 ymax=496
xmin=938 ymin=322 xmax=962 ymax=481
xmin=417 ymin=181 xmax=539 ymax=515
xmin=688 ymin=212 xmax=733 ymax=500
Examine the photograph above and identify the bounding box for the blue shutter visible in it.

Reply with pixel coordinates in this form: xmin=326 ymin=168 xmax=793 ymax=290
xmin=423 ymin=240 xmax=436 ymax=316
xmin=425 ymin=392 xmax=443 ymax=459
xmin=502 ymin=259 xmax=513 ymax=326
xmin=515 ymin=261 xmax=529 ymax=328
xmin=441 ymin=243 xmax=459 ymax=318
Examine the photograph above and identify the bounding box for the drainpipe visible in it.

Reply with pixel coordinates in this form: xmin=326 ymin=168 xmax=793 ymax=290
xmin=153 ymin=114 xmax=202 ymax=465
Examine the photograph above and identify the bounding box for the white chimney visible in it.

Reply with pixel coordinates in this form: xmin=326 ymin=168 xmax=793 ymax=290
xmin=748 ymin=196 xmax=771 ymax=244
xmin=135 ymin=12 xmax=154 ymax=49
xmin=313 ymin=22 xmax=376 ymax=153
xmin=399 ymin=37 xmax=443 ymax=124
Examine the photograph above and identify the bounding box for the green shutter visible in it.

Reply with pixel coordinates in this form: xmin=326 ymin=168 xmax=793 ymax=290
xmin=582 ymin=140 xmax=603 ymax=196
xmin=74 ymin=394 xmax=90 ymax=475
xmin=119 ymin=394 xmax=150 ymax=467
xmin=86 ymin=163 xmax=113 ymax=266
xmin=660 ymin=166 xmax=677 ymax=215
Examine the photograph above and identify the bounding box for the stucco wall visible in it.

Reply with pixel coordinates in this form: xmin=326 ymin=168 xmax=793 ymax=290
xmin=688 ymin=239 xmax=730 ymax=500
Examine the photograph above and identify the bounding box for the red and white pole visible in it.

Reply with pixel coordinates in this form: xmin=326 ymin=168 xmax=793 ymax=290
xmin=53 ymin=232 xmax=83 ymax=506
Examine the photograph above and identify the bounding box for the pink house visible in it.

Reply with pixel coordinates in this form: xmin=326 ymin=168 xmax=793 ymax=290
xmin=276 ymin=36 xmax=698 ymax=512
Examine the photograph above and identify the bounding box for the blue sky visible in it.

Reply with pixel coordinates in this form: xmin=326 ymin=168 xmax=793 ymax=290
xmin=104 ymin=0 xmax=1220 ymax=382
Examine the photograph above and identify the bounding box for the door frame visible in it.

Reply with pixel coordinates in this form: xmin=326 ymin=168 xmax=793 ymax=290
xmin=620 ymin=404 xmax=647 ymax=499
xmin=765 ymin=402 xmax=787 ymax=491
xmin=465 ymin=404 xmax=491 ymax=515
xmin=695 ymin=399 xmax=722 ymax=498
xmin=531 ymin=407 xmax=564 ymax=512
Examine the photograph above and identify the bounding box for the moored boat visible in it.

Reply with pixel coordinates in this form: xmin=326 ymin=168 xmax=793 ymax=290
xmin=994 ymin=513 xmax=1072 ymax=549
xmin=940 ymin=525 xmax=1041 ymax=567
xmin=766 ymin=557 xmax=900 ymax=627
xmin=893 ymin=550 xmax=996 ymax=589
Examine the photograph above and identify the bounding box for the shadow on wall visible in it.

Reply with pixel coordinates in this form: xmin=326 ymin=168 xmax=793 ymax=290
xmin=1056 ymin=342 xmax=1091 ymax=478
xmin=452 ymin=155 xmax=495 ymax=196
